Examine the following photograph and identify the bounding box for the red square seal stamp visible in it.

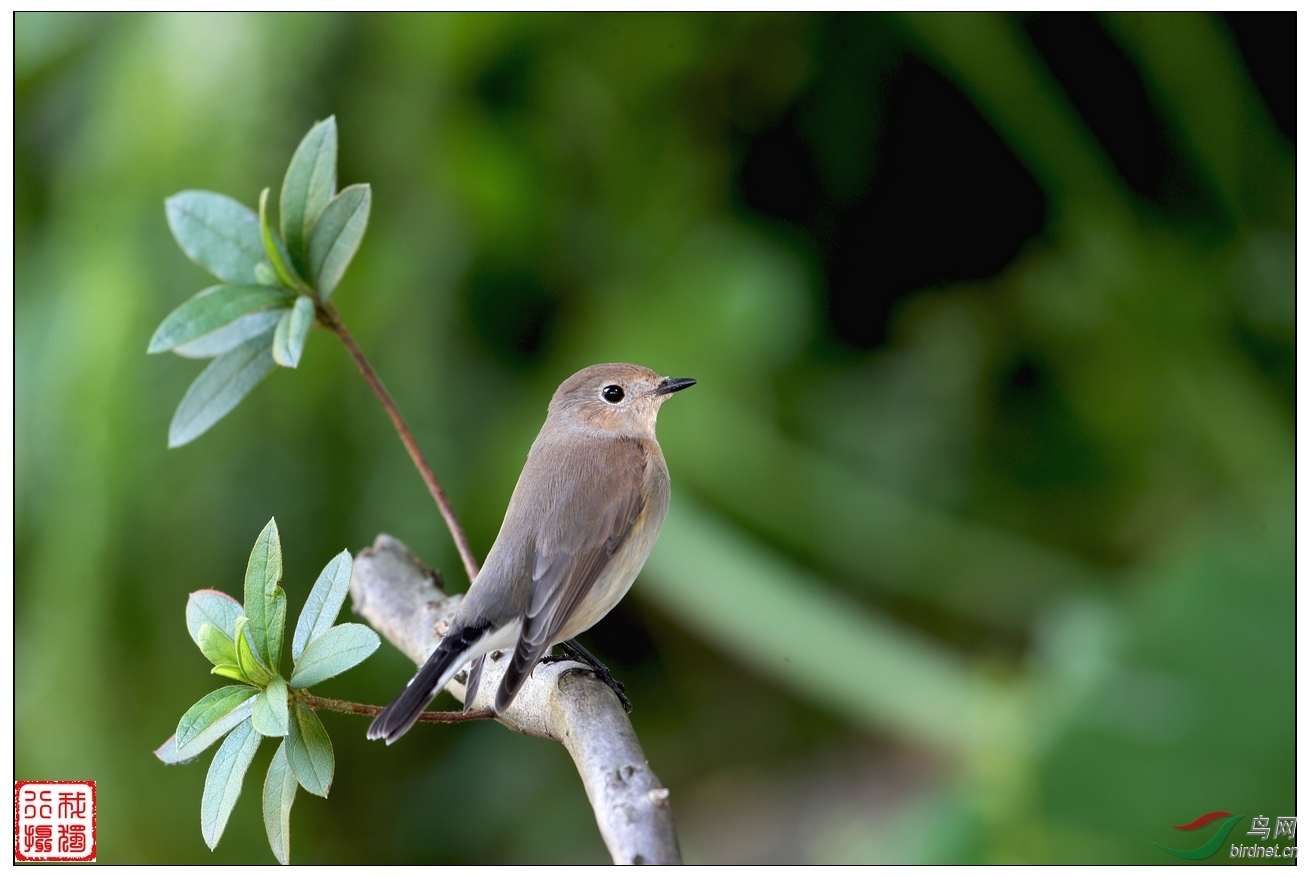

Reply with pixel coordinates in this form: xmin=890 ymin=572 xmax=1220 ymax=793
xmin=14 ymin=781 xmax=96 ymax=862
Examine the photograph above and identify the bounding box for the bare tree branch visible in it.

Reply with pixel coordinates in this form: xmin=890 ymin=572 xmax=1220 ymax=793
xmin=297 ymin=693 xmax=495 ymax=725
xmin=349 ymin=533 xmax=682 ymax=866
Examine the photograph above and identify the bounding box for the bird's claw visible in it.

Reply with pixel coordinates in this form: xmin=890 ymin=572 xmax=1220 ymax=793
xmin=547 ymin=640 xmax=632 ymax=712
xmin=558 ymin=665 xmax=633 ymax=713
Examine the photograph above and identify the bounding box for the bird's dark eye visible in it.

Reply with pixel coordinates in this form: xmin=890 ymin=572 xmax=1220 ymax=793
xmin=602 ymin=385 xmax=625 ymax=404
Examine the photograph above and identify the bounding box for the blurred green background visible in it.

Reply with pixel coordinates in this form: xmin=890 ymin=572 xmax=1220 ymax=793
xmin=15 ymin=12 xmax=1294 ymax=864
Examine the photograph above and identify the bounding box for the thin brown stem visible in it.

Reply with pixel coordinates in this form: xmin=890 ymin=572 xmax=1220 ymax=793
xmin=298 ymin=692 xmax=494 ymax=725
xmin=318 ymin=301 xmax=481 ymax=584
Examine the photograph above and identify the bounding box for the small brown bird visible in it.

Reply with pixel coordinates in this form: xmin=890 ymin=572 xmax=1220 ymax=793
xmin=368 ymin=363 xmax=695 ymax=744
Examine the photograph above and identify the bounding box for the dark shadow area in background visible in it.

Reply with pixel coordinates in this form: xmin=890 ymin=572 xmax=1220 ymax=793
xmin=1222 ymin=12 xmax=1295 ymax=142
xmin=1022 ymin=12 xmax=1219 ymax=228
xmin=735 ymin=12 xmax=1293 ymax=355
xmin=465 ymin=265 xmax=562 ymax=369
xmin=736 ymin=27 xmax=1046 ymax=352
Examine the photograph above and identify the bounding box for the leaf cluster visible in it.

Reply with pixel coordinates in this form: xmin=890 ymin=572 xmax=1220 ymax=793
xmin=154 ymin=519 xmax=379 ymax=864
xmin=152 ymin=118 xmax=371 ymax=447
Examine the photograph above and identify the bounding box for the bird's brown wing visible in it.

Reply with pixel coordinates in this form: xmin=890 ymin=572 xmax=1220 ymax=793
xmin=493 ymin=437 xmax=648 ymax=713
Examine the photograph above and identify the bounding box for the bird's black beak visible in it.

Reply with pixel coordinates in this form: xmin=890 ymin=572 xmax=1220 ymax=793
xmin=653 ymin=377 xmax=697 ymax=396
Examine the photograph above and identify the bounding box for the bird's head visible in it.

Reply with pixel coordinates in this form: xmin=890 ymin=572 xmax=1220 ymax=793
xmin=548 ymin=363 xmax=696 ymax=438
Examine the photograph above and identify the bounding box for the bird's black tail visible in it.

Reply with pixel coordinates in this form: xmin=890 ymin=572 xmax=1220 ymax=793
xmin=367 ymin=622 xmax=490 ymax=745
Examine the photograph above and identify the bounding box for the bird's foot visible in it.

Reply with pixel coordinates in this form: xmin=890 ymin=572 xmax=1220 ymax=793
xmin=553 ymin=639 xmax=632 ymax=713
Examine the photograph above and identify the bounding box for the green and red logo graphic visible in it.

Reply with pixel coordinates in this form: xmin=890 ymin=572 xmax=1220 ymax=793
xmin=1157 ymin=811 xmax=1244 ymax=860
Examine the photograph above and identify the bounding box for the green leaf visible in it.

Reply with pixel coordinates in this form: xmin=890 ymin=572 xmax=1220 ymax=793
xmin=186 ymin=590 xmax=244 ymax=645
xmin=168 ymin=330 xmax=276 ymax=447
xmin=268 ymin=590 xmax=287 ymax=677
xmin=196 ymin=623 xmax=239 ymax=669
xmin=259 ymin=187 xmax=302 ymax=290
xmin=252 ymin=676 xmax=290 ymax=738
xmin=242 ymin=518 xmax=284 ymax=670
xmin=166 ymin=191 xmax=266 ymax=284
xmin=292 ymin=550 xmax=352 ymax=662
xmin=173 ymin=309 xmax=287 ymax=360
xmin=155 ymin=694 xmax=255 ymax=765
xmin=254 ymin=262 xmax=280 ymax=287
xmin=289 ymin=623 xmax=380 ymax=688
xmin=272 ymin=296 xmax=316 ymax=368
xmin=262 ymin=741 xmax=298 ymax=865
xmin=285 ymin=702 xmax=333 ymax=797
xmin=200 ymin=717 xmax=261 ymax=850
xmin=235 ymin=617 xmax=273 ymax=687
xmin=211 ymin=664 xmax=246 ymax=683
xmin=176 ymin=685 xmax=259 ymax=749
xmin=281 ymin=116 xmax=337 ymax=273
xmin=149 ymin=284 xmax=293 ymax=354
xmin=306 ymin=183 xmax=370 ymax=299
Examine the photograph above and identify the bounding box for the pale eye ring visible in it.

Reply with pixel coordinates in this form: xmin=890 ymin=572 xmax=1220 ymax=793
xmin=601 ymin=385 xmax=625 ymax=404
